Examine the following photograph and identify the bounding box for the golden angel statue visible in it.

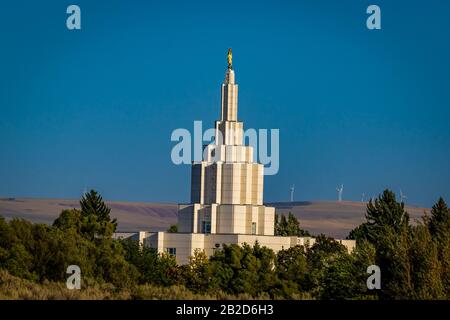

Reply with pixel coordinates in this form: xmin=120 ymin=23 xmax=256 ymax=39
xmin=227 ymin=48 xmax=232 ymax=69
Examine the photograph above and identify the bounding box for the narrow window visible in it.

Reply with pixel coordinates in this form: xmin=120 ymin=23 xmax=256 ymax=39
xmin=166 ymin=247 xmax=177 ymax=256
xmin=202 ymin=221 xmax=211 ymax=234
xmin=252 ymin=222 xmax=257 ymax=235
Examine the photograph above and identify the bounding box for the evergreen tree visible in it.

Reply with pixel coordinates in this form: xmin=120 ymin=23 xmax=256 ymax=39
xmin=427 ymin=197 xmax=450 ymax=297
xmin=305 ymin=234 xmax=347 ymax=297
xmin=428 ymin=197 xmax=449 ymax=242
xmin=348 ymin=190 xmax=409 ymax=243
xmin=79 ymin=190 xmax=117 ymax=239
xmin=53 ymin=209 xmax=82 ymax=233
xmin=365 ymin=190 xmax=409 ymax=242
xmin=276 ymin=245 xmax=308 ymax=293
xmin=409 ymin=224 xmax=444 ymax=299
xmin=182 ymin=249 xmax=211 ymax=292
xmin=275 ymin=213 xmax=311 ymax=237
xmin=167 ymin=224 xmax=178 ymax=233
xmin=376 ymin=225 xmax=413 ymax=299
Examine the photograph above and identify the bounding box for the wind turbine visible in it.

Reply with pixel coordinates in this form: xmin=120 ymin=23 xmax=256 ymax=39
xmin=361 ymin=193 xmax=365 ymax=202
xmin=400 ymin=189 xmax=407 ymax=203
xmin=336 ymin=184 xmax=344 ymax=202
xmin=290 ymin=184 xmax=295 ymax=202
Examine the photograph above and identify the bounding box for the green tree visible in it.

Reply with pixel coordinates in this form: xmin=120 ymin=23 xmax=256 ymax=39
xmin=152 ymin=252 xmax=182 ymax=287
xmin=376 ymin=225 xmax=413 ymax=299
xmin=409 ymin=223 xmax=444 ymax=299
xmin=182 ymin=249 xmax=211 ymax=293
xmin=53 ymin=209 xmax=82 ymax=233
xmin=321 ymin=240 xmax=377 ymax=300
xmin=349 ymin=190 xmax=409 ymax=243
xmin=275 ymin=245 xmax=308 ymax=294
xmin=79 ymin=190 xmax=117 ymax=240
xmin=305 ymin=235 xmax=347 ymax=297
xmin=426 ymin=197 xmax=450 ymax=297
xmin=207 ymin=243 xmax=279 ymax=298
xmin=167 ymin=224 xmax=178 ymax=233
xmin=92 ymin=238 xmax=139 ymax=288
xmin=275 ymin=213 xmax=310 ymax=237
xmin=428 ymin=197 xmax=450 ymax=240
xmin=347 ymin=190 xmax=448 ymax=299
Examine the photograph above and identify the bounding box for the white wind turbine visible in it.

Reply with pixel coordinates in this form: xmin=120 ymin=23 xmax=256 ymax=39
xmin=336 ymin=184 xmax=344 ymax=202
xmin=361 ymin=193 xmax=365 ymax=202
xmin=290 ymin=184 xmax=295 ymax=202
xmin=400 ymin=189 xmax=407 ymax=203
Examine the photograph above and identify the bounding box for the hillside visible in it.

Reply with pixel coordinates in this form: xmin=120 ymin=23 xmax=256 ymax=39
xmin=0 ymin=198 xmax=428 ymax=238
xmin=269 ymin=201 xmax=427 ymax=238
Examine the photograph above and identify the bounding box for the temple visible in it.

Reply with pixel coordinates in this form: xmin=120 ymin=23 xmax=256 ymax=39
xmin=116 ymin=50 xmax=355 ymax=264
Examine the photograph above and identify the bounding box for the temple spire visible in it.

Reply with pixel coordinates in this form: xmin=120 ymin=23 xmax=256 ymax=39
xmin=221 ymin=49 xmax=238 ymax=121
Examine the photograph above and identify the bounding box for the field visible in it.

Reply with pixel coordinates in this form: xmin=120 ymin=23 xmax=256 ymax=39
xmin=0 ymin=198 xmax=428 ymax=238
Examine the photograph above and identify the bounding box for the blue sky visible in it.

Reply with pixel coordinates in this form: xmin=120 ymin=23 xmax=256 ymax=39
xmin=0 ymin=0 xmax=449 ymax=207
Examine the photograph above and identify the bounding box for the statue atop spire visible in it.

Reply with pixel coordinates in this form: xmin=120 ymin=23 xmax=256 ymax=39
xmin=227 ymin=48 xmax=233 ymax=70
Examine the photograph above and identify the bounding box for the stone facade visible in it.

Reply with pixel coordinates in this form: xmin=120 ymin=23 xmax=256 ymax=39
xmin=115 ymin=53 xmax=355 ymax=265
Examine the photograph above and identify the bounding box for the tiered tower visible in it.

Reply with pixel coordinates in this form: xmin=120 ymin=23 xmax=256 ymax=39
xmin=179 ymin=49 xmax=275 ymax=235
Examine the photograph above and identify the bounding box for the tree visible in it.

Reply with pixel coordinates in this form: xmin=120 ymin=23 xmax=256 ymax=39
xmin=305 ymin=235 xmax=347 ymax=297
xmin=426 ymin=197 xmax=450 ymax=297
xmin=376 ymin=225 xmax=413 ymax=299
xmin=53 ymin=209 xmax=82 ymax=233
xmin=0 ymin=217 xmax=35 ymax=280
xmin=207 ymin=243 xmax=279 ymax=298
xmin=275 ymin=213 xmax=311 ymax=237
xmin=120 ymin=238 xmax=159 ymax=284
xmin=321 ymin=253 xmax=359 ymax=299
xmin=348 ymin=190 xmax=449 ymax=299
xmin=428 ymin=197 xmax=449 ymax=241
xmin=276 ymin=245 xmax=308 ymax=294
xmin=348 ymin=190 xmax=410 ymax=244
xmin=409 ymin=223 xmax=444 ymax=299
xmin=79 ymin=190 xmax=117 ymax=240
xmin=365 ymin=190 xmax=409 ymax=241
xmin=92 ymin=238 xmax=139 ymax=288
xmin=152 ymin=252 xmax=182 ymax=287
xmin=252 ymin=242 xmax=279 ymax=296
xmin=182 ymin=249 xmax=211 ymax=292
xmin=321 ymin=239 xmax=378 ymax=300
xmin=167 ymin=224 xmax=178 ymax=233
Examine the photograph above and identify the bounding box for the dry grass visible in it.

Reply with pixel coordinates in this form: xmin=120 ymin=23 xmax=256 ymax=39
xmin=0 ymin=270 xmax=268 ymax=300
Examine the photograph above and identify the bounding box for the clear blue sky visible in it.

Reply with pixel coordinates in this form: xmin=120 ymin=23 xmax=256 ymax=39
xmin=0 ymin=1 xmax=449 ymax=207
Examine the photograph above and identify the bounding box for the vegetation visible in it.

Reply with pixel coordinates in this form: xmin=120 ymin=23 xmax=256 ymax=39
xmin=347 ymin=190 xmax=448 ymax=299
xmin=0 ymin=189 xmax=448 ymax=300
xmin=275 ymin=212 xmax=311 ymax=237
xmin=0 ymin=269 xmax=257 ymax=300
xmin=167 ymin=224 xmax=178 ymax=233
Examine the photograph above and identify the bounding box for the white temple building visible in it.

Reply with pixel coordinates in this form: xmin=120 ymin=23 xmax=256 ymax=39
xmin=116 ymin=50 xmax=355 ymax=264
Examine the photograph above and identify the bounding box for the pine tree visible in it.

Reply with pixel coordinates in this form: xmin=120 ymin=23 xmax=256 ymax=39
xmin=427 ymin=197 xmax=450 ymax=297
xmin=428 ymin=197 xmax=450 ymax=241
xmin=275 ymin=213 xmax=311 ymax=237
xmin=79 ymin=190 xmax=117 ymax=239
xmin=409 ymin=223 xmax=444 ymax=299
xmin=364 ymin=189 xmax=410 ymax=243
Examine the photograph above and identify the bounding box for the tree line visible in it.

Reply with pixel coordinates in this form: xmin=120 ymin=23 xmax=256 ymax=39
xmin=0 ymin=189 xmax=448 ymax=299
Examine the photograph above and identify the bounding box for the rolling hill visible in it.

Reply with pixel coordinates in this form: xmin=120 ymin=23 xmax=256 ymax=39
xmin=0 ymin=198 xmax=428 ymax=239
